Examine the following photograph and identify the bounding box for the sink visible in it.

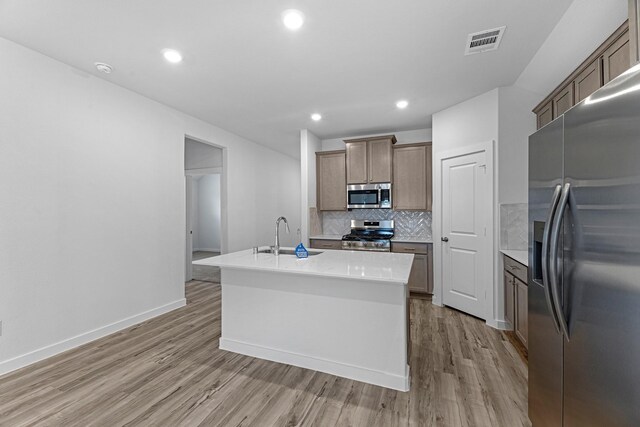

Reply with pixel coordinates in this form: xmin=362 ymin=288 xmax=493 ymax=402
xmin=258 ymin=248 xmax=322 ymax=256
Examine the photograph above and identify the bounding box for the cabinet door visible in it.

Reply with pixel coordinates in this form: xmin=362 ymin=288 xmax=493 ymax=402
xmin=368 ymin=138 xmax=393 ymax=183
xmin=309 ymin=239 xmax=342 ymax=250
xmin=552 ymin=82 xmax=574 ymax=118
xmin=393 ymin=144 xmax=427 ymax=210
xmin=574 ymin=59 xmax=603 ymax=103
xmin=408 ymin=253 xmax=428 ymax=293
xmin=316 ymin=151 xmax=346 ymax=211
xmin=603 ymin=29 xmax=630 ymax=84
xmin=536 ymin=101 xmax=553 ymax=129
xmin=426 ymin=244 xmax=433 ymax=293
xmin=345 ymin=141 xmax=368 ymax=184
xmin=504 ymin=271 xmax=515 ymax=328
xmin=515 ymin=278 xmax=528 ymax=348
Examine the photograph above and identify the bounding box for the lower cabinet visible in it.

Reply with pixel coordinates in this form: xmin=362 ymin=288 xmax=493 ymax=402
xmin=391 ymin=242 xmax=433 ymax=294
xmin=515 ymin=278 xmax=528 ymax=347
xmin=309 ymin=239 xmax=342 ymax=250
xmin=503 ymin=255 xmax=528 ymax=349
xmin=504 ymin=271 xmax=515 ymax=327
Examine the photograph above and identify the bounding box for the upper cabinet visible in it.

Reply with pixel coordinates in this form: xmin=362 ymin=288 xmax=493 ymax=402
xmin=534 ymin=22 xmax=631 ymax=129
xmin=552 ymin=82 xmax=574 ymax=117
xmin=574 ymin=58 xmax=603 ymax=103
xmin=345 ymin=135 xmax=396 ymax=184
xmin=630 ymin=0 xmax=640 ymax=66
xmin=393 ymin=143 xmax=432 ymax=211
xmin=316 ymin=150 xmax=347 ymax=211
xmin=603 ymin=29 xmax=631 ymax=84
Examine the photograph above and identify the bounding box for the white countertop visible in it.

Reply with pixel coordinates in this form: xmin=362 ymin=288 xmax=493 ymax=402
xmin=309 ymin=234 xmax=432 ymax=244
xmin=500 ymin=249 xmax=528 ymax=267
xmin=194 ymin=248 xmax=414 ymax=284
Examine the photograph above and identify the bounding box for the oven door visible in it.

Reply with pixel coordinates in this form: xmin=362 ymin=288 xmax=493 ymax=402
xmin=347 ymin=186 xmax=380 ymax=209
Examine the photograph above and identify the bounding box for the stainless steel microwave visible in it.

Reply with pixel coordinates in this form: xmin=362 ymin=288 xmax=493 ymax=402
xmin=347 ymin=183 xmax=392 ymax=209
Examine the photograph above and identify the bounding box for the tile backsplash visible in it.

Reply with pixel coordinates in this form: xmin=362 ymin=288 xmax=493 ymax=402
xmin=322 ymin=210 xmax=432 ymax=240
xmin=500 ymin=203 xmax=527 ymax=250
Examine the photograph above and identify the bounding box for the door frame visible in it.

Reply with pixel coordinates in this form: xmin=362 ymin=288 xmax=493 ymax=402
xmin=184 ymin=134 xmax=228 ymax=283
xmin=433 ymin=140 xmax=495 ymax=325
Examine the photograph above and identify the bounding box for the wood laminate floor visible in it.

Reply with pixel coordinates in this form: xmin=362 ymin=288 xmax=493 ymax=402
xmin=0 ymin=281 xmax=530 ymax=426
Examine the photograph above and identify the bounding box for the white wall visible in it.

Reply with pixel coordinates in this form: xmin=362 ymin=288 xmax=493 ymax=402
xmin=300 ymin=129 xmax=322 ymax=245
xmin=321 ymin=128 xmax=432 ymax=151
xmin=516 ymin=0 xmax=628 ymax=100
xmin=497 ymin=86 xmax=539 ymax=204
xmin=0 ymin=37 xmax=300 ymax=375
xmin=194 ymin=175 xmax=221 ymax=252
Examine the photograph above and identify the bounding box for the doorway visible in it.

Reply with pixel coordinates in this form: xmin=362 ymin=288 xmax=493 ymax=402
xmin=436 ymin=141 xmax=494 ymax=320
xmin=184 ymin=137 xmax=224 ymax=283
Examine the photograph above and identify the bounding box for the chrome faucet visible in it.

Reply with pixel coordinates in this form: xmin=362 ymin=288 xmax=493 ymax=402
xmin=273 ymin=216 xmax=290 ymax=256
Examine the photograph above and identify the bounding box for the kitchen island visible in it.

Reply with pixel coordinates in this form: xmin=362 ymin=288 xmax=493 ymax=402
xmin=194 ymin=248 xmax=414 ymax=391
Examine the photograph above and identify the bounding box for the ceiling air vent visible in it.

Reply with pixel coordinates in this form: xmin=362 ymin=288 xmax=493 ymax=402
xmin=465 ymin=26 xmax=506 ymax=55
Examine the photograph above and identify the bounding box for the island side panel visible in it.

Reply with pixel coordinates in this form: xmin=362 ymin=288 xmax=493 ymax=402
xmin=218 ymin=268 xmax=409 ymax=391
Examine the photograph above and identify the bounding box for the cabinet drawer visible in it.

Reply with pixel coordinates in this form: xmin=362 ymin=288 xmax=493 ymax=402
xmin=309 ymin=239 xmax=342 ymax=250
xmin=503 ymin=255 xmax=527 ymax=283
xmin=391 ymin=242 xmax=428 ymax=255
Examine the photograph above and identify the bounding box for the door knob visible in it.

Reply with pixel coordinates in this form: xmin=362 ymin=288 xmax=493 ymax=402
xmin=441 ymin=237 xmax=449 ymax=242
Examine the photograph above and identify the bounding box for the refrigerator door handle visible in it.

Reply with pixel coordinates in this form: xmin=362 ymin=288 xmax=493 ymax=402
xmin=549 ymin=182 xmax=571 ymax=341
xmin=542 ymin=184 xmax=563 ymax=333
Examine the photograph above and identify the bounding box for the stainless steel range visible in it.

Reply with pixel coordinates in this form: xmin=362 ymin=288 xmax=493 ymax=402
xmin=341 ymin=220 xmax=394 ymax=252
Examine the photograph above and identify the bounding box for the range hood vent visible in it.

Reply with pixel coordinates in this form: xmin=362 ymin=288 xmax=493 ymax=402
xmin=465 ymin=26 xmax=506 ymax=55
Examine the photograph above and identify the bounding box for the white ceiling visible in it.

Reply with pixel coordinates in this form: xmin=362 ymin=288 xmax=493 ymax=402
xmin=0 ymin=0 xmax=572 ymax=158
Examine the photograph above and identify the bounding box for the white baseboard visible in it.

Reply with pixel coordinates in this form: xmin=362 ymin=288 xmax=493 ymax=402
xmin=487 ymin=318 xmax=512 ymax=330
xmin=219 ymin=338 xmax=410 ymax=392
xmin=0 ymin=298 xmax=186 ymax=377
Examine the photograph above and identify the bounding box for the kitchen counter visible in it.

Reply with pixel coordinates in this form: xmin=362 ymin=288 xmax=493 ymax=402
xmin=392 ymin=236 xmax=432 ymax=244
xmin=194 ymin=248 xmax=414 ymax=284
xmin=195 ymin=248 xmax=412 ymax=391
xmin=500 ymin=249 xmax=528 ymax=267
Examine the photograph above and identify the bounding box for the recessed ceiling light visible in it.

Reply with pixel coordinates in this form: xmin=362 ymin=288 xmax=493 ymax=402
xmin=396 ymin=100 xmax=409 ymax=109
xmin=94 ymin=62 xmax=113 ymax=74
xmin=282 ymin=9 xmax=304 ymax=31
xmin=162 ymin=49 xmax=183 ymax=63
xmin=311 ymin=113 xmax=322 ymax=121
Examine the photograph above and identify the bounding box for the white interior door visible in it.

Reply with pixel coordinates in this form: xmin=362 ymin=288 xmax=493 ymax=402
xmin=441 ymin=149 xmax=489 ymax=319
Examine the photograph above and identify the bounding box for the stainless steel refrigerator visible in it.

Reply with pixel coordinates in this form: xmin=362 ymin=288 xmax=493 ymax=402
xmin=529 ymin=64 xmax=640 ymax=426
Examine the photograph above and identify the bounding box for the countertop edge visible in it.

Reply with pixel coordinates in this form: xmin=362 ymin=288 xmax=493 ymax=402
xmin=211 ymin=264 xmax=410 ymax=286
xmin=500 ymin=249 xmax=528 ymax=267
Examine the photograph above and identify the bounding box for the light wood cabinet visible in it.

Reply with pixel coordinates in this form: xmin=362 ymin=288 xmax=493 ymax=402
xmin=393 ymin=143 xmax=432 ymax=211
xmin=574 ymin=59 xmax=603 ymax=103
xmin=392 ymin=242 xmax=433 ymax=294
xmin=345 ymin=141 xmax=368 ymax=184
xmin=368 ymin=138 xmax=393 ymax=183
xmin=316 ymin=150 xmax=346 ymax=211
xmin=504 ymin=271 xmax=515 ymax=327
xmin=503 ymin=254 xmax=528 ymax=349
xmin=536 ymin=101 xmax=553 ymax=129
xmin=309 ymin=239 xmax=343 ymax=250
xmin=603 ymin=29 xmax=631 ymax=84
xmin=515 ymin=277 xmax=528 ymax=348
xmin=534 ymin=21 xmax=631 ymax=129
xmin=344 ymin=135 xmax=396 ymax=184
xmin=630 ymin=0 xmax=640 ymax=66
xmin=552 ymin=82 xmax=574 ymax=118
